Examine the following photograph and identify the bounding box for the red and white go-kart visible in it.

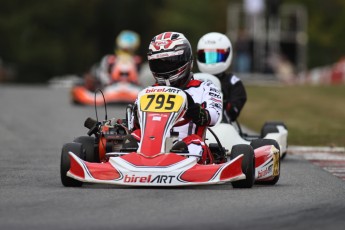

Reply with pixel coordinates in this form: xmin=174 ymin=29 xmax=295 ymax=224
xmin=60 ymin=85 xmax=281 ymax=187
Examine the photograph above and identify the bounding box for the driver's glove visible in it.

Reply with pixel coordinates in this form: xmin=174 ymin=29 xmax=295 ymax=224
xmin=185 ymin=103 xmax=210 ymax=126
xmin=225 ymin=102 xmax=240 ymax=122
xmin=184 ymin=92 xmax=210 ymax=126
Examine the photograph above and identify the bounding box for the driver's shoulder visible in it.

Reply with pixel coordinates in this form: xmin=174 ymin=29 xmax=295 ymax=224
xmin=186 ymin=79 xmax=203 ymax=88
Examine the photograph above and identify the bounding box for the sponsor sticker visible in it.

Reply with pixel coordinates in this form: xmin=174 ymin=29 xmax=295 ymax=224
xmin=209 ymin=92 xmax=221 ymax=99
xmin=152 ymin=116 xmax=162 ymax=121
xmin=123 ymin=174 xmax=176 ymax=184
xmin=148 ymin=50 xmax=184 ymax=60
xmin=273 ymin=147 xmax=280 ymax=176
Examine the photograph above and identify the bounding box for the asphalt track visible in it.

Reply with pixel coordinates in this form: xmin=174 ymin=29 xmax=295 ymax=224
xmin=0 ymin=85 xmax=344 ymax=230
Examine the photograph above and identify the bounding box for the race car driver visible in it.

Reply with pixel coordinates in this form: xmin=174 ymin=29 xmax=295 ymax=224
xmin=197 ymin=32 xmax=247 ymax=123
xmin=127 ymin=32 xmax=222 ymax=163
xmin=85 ymin=30 xmax=141 ymax=89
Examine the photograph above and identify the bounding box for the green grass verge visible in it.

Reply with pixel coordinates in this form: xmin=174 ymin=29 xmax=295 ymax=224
xmin=239 ymin=84 xmax=345 ymax=147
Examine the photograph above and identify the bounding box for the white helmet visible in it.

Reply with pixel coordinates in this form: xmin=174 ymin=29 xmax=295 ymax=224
xmin=197 ymin=32 xmax=233 ymax=75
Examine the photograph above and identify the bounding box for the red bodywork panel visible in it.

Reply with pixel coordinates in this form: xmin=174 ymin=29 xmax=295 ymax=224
xmin=71 ymin=85 xmax=138 ymax=106
xmin=121 ymin=152 xmax=187 ymax=167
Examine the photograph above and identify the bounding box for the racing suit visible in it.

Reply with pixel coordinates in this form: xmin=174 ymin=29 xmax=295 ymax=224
xmin=173 ymin=78 xmax=222 ymax=139
xmin=130 ymin=77 xmax=222 ymax=160
xmin=217 ymin=72 xmax=247 ymax=123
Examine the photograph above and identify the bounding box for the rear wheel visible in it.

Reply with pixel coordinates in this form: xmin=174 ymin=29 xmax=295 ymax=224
xmin=230 ymin=144 xmax=255 ymax=188
xmin=261 ymin=122 xmax=287 ymax=159
xmin=60 ymin=142 xmax=84 ymax=187
xmin=73 ymin=136 xmax=99 ymax=162
xmin=261 ymin=125 xmax=278 ymax=137
xmin=251 ymin=138 xmax=280 ymax=185
xmin=71 ymin=99 xmax=83 ymax=106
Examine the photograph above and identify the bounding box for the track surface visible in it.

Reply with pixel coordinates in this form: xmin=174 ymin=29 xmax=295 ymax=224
xmin=1 ymin=85 xmax=344 ymax=230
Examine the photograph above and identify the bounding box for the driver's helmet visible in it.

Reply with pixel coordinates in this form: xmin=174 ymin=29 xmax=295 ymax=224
xmin=116 ymin=30 xmax=140 ymax=54
xmin=147 ymin=32 xmax=193 ymax=88
xmin=197 ymin=32 xmax=232 ymax=75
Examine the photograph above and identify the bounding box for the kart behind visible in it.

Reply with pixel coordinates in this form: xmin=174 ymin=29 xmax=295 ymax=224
xmin=61 ymin=86 xmax=281 ymax=187
xmin=194 ymin=73 xmax=288 ymax=159
xmin=71 ymin=53 xmax=142 ymax=105
xmin=71 ymin=81 xmax=141 ymax=105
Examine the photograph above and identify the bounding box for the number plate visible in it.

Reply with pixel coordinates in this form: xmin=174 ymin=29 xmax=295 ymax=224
xmin=140 ymin=93 xmax=184 ymax=112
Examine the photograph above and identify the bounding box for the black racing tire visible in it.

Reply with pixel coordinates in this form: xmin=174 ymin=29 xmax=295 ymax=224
xmin=60 ymin=142 xmax=84 ymax=187
xmin=250 ymin=138 xmax=280 ymax=185
xmin=71 ymin=99 xmax=83 ymax=106
xmin=261 ymin=125 xmax=278 ymax=138
xmin=230 ymin=144 xmax=255 ymax=188
xmin=261 ymin=122 xmax=288 ymax=159
xmin=73 ymin=136 xmax=99 ymax=162
xmin=251 ymin=138 xmax=279 ymax=150
xmin=261 ymin=121 xmax=287 ymax=137
xmin=263 ymin=121 xmax=287 ymax=129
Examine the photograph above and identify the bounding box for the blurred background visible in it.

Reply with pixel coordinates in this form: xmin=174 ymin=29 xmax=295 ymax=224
xmin=1 ymin=0 xmax=345 ymax=84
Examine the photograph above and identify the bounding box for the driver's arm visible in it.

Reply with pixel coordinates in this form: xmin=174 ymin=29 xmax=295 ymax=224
xmin=185 ymin=81 xmax=222 ymax=126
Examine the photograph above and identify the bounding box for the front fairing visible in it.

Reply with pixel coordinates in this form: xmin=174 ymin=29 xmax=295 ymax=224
xmin=136 ymin=86 xmax=187 ymax=156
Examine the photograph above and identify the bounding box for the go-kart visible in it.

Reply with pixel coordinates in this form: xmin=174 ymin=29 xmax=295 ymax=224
xmin=71 ymin=81 xmax=142 ymax=105
xmin=60 ymin=85 xmax=281 ymax=187
xmin=71 ymin=53 xmax=142 ymax=105
xmin=194 ymin=73 xmax=288 ymax=159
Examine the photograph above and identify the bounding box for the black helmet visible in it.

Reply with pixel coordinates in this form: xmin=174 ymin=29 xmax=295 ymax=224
xmin=147 ymin=32 xmax=193 ymax=88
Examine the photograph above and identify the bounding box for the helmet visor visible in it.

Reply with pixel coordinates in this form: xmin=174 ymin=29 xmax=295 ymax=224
xmin=149 ymin=56 xmax=188 ymax=74
xmin=197 ymin=49 xmax=230 ymax=64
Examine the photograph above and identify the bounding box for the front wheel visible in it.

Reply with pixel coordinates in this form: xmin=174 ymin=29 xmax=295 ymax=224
xmin=251 ymin=138 xmax=280 ymax=185
xmin=230 ymin=144 xmax=255 ymax=188
xmin=73 ymin=136 xmax=99 ymax=162
xmin=60 ymin=142 xmax=84 ymax=187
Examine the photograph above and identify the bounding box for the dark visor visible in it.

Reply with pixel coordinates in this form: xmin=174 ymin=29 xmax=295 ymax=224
xmin=149 ymin=56 xmax=188 ymax=74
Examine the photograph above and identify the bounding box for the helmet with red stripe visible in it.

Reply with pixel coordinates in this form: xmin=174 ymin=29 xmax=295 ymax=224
xmin=147 ymin=32 xmax=193 ymax=88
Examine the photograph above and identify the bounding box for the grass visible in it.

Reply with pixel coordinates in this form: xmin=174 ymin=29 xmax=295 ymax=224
xmin=238 ymin=84 xmax=345 ymax=147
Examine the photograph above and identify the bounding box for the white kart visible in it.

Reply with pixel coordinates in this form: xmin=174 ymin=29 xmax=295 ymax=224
xmin=194 ymin=73 xmax=288 ymax=159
